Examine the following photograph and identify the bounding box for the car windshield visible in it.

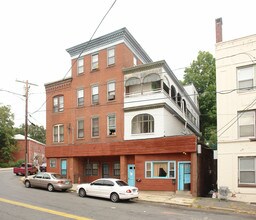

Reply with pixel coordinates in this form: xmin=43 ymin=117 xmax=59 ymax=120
xmin=51 ymin=174 xmax=63 ymax=179
xmin=116 ymin=180 xmax=128 ymax=186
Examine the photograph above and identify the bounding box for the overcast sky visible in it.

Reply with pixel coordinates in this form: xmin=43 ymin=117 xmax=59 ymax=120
xmin=0 ymin=0 xmax=256 ymax=128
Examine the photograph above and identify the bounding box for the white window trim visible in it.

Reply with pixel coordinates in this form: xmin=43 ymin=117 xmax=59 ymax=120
xmin=53 ymin=124 xmax=64 ymax=143
xmin=237 ymin=65 xmax=255 ymax=91
xmin=238 ymin=111 xmax=255 ymax=138
xmin=107 ymin=113 xmax=116 ymax=136
xmin=91 ymin=116 xmax=99 ymax=138
xmin=91 ymin=53 xmax=99 ymax=70
xmin=107 ymin=81 xmax=116 ymax=101
xmin=91 ymin=84 xmax=99 ymax=104
xmin=53 ymin=95 xmax=64 ymax=112
xmin=77 ymin=88 xmax=84 ymax=107
xmin=77 ymin=119 xmax=84 ymax=139
xmin=132 ymin=114 xmax=154 ymax=134
xmin=78 ymin=57 xmax=84 ymax=74
xmin=145 ymin=161 xmax=176 ymax=179
xmin=238 ymin=157 xmax=256 ymax=185
xmin=107 ymin=47 xmax=115 ymax=66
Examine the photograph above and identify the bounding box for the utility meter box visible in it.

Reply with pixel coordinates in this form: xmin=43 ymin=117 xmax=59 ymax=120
xmin=218 ymin=186 xmax=229 ymax=200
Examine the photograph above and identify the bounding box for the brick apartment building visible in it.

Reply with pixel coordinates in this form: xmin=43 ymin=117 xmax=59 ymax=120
xmin=45 ymin=28 xmax=215 ymax=195
xmin=13 ymin=134 xmax=45 ymax=165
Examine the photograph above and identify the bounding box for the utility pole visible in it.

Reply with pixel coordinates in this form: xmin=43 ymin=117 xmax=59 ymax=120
xmin=16 ymin=80 xmax=38 ymax=178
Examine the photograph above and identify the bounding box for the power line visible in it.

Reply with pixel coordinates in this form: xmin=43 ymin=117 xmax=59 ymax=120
xmin=0 ymin=88 xmax=24 ymax=97
xmin=217 ymin=97 xmax=256 ymax=137
xmin=31 ymin=0 xmax=117 ymax=116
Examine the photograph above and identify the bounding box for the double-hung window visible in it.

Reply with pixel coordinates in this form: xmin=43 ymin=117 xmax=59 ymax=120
xmin=77 ymin=119 xmax=84 ymax=138
xmin=49 ymin=159 xmax=56 ymax=168
xmin=107 ymin=81 xmax=115 ymax=101
xmin=78 ymin=57 xmax=84 ymax=74
xmin=92 ymin=116 xmax=99 ymax=137
xmin=145 ymin=161 xmax=176 ymax=179
xmin=113 ymin=163 xmax=120 ymax=176
xmin=91 ymin=53 xmax=99 ymax=70
xmin=107 ymin=48 xmax=115 ymax=66
xmin=238 ymin=111 xmax=255 ymax=138
xmin=77 ymin=88 xmax=84 ymax=107
xmin=53 ymin=124 xmax=64 ymax=143
xmin=91 ymin=85 xmax=99 ymax=104
xmin=239 ymin=157 xmax=256 ymax=185
xmin=237 ymin=66 xmax=254 ymax=90
xmin=53 ymin=95 xmax=64 ymax=112
xmin=107 ymin=114 xmax=116 ymax=136
xmin=85 ymin=163 xmax=98 ymax=176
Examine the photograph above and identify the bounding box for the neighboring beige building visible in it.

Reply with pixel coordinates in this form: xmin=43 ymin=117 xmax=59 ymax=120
xmin=215 ymin=18 xmax=256 ymax=202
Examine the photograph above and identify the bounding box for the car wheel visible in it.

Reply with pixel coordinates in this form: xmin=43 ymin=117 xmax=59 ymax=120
xmin=110 ymin=192 xmax=119 ymax=203
xmin=25 ymin=180 xmax=31 ymax=188
xmin=47 ymin=184 xmax=54 ymax=192
xmin=79 ymin=188 xmax=86 ymax=197
xmin=28 ymin=171 xmax=31 ymax=175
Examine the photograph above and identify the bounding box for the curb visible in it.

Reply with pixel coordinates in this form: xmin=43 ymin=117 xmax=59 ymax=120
xmin=192 ymin=204 xmax=256 ymax=216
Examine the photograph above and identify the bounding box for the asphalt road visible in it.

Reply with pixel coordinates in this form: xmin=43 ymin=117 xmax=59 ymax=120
xmin=0 ymin=169 xmax=254 ymax=220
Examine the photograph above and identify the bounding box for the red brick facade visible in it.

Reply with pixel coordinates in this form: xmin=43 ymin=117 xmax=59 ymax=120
xmin=45 ymin=29 xmax=215 ymax=196
xmin=13 ymin=135 xmax=45 ymax=165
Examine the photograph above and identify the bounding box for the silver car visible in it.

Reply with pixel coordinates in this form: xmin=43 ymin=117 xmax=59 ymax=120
xmin=24 ymin=172 xmax=72 ymax=192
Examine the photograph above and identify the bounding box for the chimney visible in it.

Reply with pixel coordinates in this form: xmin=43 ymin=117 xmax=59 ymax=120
xmin=215 ymin=17 xmax=223 ymax=43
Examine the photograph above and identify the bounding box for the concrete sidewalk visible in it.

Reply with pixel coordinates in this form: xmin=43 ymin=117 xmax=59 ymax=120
xmin=72 ymin=184 xmax=256 ymax=216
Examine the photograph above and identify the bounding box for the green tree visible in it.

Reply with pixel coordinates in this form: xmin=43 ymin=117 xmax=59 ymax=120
xmin=182 ymin=51 xmax=217 ymax=148
xmin=0 ymin=105 xmax=17 ymax=162
xmin=15 ymin=123 xmax=46 ymax=144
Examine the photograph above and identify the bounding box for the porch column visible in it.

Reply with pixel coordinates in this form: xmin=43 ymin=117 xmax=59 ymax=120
xmin=120 ymin=155 xmax=128 ymax=182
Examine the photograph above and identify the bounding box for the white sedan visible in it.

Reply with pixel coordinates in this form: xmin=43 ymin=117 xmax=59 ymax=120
xmin=76 ymin=178 xmax=139 ymax=202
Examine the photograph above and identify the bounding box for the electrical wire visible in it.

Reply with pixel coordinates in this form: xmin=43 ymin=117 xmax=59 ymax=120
xmin=217 ymin=97 xmax=256 ymax=137
xmin=31 ymin=0 xmax=117 ymax=116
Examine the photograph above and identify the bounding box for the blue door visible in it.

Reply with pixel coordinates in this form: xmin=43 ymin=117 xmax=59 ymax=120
xmin=178 ymin=162 xmax=191 ymax=191
xmin=61 ymin=159 xmax=67 ymax=177
xmin=128 ymin=164 xmax=135 ymax=186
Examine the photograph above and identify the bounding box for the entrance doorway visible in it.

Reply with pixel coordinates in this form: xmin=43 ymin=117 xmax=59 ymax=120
xmin=102 ymin=163 xmax=109 ymax=178
xmin=128 ymin=164 xmax=135 ymax=186
xmin=178 ymin=162 xmax=191 ymax=191
xmin=60 ymin=159 xmax=67 ymax=177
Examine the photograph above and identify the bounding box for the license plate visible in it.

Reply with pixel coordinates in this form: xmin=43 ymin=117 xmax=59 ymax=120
xmin=65 ymin=181 xmax=70 ymax=185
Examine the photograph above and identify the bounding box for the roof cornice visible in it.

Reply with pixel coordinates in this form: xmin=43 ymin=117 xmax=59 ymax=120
xmin=44 ymin=77 xmax=72 ymax=92
xmin=123 ymin=60 xmax=165 ymax=74
xmin=66 ymin=28 xmax=152 ymax=63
